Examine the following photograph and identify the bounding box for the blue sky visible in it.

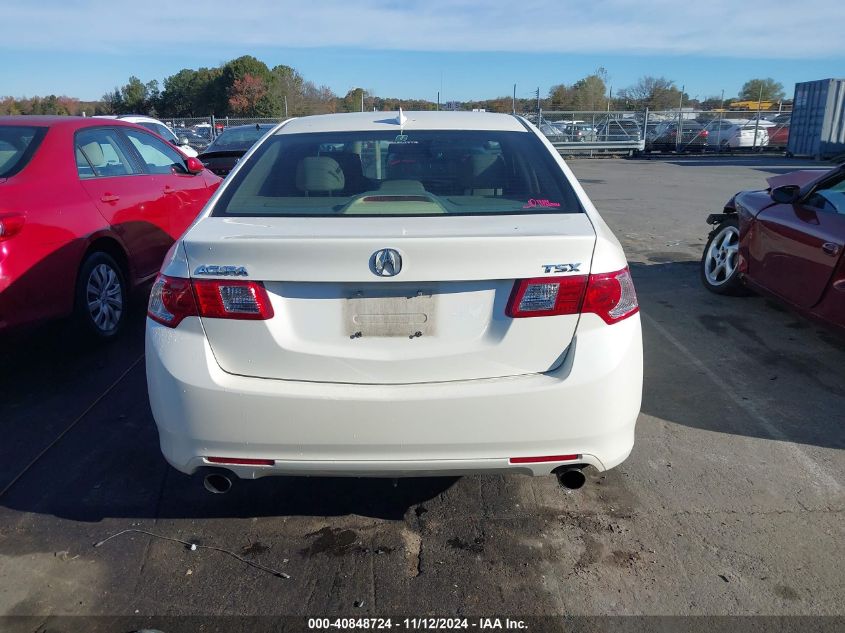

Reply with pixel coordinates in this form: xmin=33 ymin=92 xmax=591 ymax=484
xmin=2 ymin=0 xmax=844 ymax=102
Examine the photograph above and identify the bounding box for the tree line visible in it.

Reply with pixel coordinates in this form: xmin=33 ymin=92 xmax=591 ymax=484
xmin=544 ymin=70 xmax=788 ymax=111
xmin=100 ymin=56 xmax=439 ymax=117
xmin=0 ymin=94 xmax=106 ymax=116
xmin=0 ymin=55 xmax=789 ymax=117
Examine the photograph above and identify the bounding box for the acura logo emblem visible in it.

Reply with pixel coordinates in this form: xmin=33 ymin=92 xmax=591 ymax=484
xmin=372 ymin=248 xmax=402 ymax=277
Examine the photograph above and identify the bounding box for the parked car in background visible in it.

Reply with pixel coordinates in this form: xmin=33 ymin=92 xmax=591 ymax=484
xmin=767 ymin=119 xmax=790 ymax=147
xmin=198 ymin=123 xmax=276 ymax=176
xmin=703 ymin=119 xmax=769 ymax=149
xmin=146 ymin=111 xmax=643 ymax=493
xmin=539 ymin=122 xmax=568 ymax=140
xmin=96 ymin=115 xmax=200 ymax=157
xmin=563 ymin=122 xmax=597 ymax=142
xmin=701 ymin=165 xmax=844 ymax=334
xmin=0 ymin=116 xmax=221 ymax=338
xmin=173 ymin=127 xmax=211 ymax=153
xmin=645 ymin=121 xmax=708 ymax=152
xmin=595 ymin=119 xmax=641 ymax=142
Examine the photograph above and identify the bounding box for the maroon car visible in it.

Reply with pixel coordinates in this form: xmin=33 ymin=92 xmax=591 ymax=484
xmin=701 ymin=165 xmax=845 ymax=334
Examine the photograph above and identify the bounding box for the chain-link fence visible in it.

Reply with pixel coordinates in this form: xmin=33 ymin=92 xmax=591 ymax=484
xmin=159 ymin=115 xmax=288 ymax=151
xmin=527 ymin=109 xmax=792 ymax=154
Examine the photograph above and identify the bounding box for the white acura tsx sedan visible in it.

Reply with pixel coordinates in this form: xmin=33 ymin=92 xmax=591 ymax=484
xmin=145 ymin=111 xmax=643 ymax=492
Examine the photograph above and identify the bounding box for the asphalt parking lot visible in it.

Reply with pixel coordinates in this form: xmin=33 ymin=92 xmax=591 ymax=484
xmin=1 ymin=155 xmax=843 ymax=631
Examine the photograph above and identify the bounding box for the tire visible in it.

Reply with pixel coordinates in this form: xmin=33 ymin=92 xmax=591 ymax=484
xmin=700 ymin=218 xmax=748 ymax=296
xmin=74 ymin=252 xmax=128 ymax=340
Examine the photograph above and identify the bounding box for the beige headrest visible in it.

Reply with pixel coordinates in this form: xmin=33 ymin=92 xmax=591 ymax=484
xmin=79 ymin=141 xmax=105 ymax=167
xmin=295 ymin=156 xmax=345 ymax=193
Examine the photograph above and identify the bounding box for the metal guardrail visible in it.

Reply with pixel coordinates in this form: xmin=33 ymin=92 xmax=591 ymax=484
xmin=549 ymin=138 xmax=645 ymax=152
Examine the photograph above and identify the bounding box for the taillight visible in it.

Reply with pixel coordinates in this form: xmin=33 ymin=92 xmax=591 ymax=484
xmin=0 ymin=214 xmax=25 ymax=242
xmin=147 ymin=275 xmax=274 ymax=328
xmin=148 ymin=275 xmax=197 ymax=327
xmin=506 ymin=267 xmax=638 ymax=324
xmin=700 ymin=130 xmax=709 ymax=137
xmin=193 ymin=279 xmax=274 ymax=320
xmin=582 ymin=267 xmax=639 ymax=324
xmin=506 ymin=276 xmax=588 ymax=318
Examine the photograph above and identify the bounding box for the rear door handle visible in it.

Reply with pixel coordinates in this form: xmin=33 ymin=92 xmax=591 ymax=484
xmin=163 ymin=186 xmax=176 ymax=195
xmin=822 ymin=242 xmax=841 ymax=256
xmin=100 ymin=194 xmax=120 ymax=203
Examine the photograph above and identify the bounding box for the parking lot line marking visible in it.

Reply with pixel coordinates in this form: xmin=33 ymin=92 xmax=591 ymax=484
xmin=643 ymin=314 xmax=842 ymax=493
xmin=0 ymin=354 xmax=145 ymax=499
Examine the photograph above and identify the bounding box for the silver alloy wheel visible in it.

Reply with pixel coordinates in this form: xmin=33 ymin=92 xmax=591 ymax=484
xmin=704 ymin=225 xmax=740 ymax=286
xmin=85 ymin=263 xmax=123 ymax=332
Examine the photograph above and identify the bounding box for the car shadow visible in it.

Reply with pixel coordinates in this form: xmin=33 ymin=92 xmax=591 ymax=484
xmin=629 ymin=260 xmax=845 ymax=452
xmin=0 ymin=309 xmax=458 ymax=522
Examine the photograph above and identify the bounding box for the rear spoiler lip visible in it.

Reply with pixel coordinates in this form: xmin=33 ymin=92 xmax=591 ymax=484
xmin=197 ymin=149 xmax=248 ymax=160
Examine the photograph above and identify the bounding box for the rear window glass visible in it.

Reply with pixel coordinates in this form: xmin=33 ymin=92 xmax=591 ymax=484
xmin=138 ymin=121 xmax=177 ymax=143
xmin=212 ymin=130 xmax=582 ymax=217
xmin=0 ymin=125 xmax=48 ymax=178
xmin=207 ymin=126 xmax=272 ymax=151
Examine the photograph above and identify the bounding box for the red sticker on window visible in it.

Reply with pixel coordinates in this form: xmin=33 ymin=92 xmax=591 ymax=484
xmin=523 ymin=199 xmax=561 ymax=209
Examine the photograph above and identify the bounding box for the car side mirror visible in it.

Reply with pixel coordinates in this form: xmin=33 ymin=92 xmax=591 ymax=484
xmin=771 ymin=185 xmax=800 ymax=204
xmin=185 ymin=157 xmax=205 ymax=175
xmin=178 ymin=136 xmax=189 ymax=145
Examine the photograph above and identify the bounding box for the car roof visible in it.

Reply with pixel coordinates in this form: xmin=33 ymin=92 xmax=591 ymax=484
xmin=116 ymin=115 xmax=163 ymax=124
xmin=0 ymin=115 xmax=150 ymax=130
xmin=219 ymin=123 xmax=277 ymax=132
xmin=277 ymin=111 xmax=528 ymax=135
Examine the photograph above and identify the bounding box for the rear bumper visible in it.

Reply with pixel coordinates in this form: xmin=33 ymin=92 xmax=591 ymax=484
xmin=145 ymin=313 xmax=643 ymax=478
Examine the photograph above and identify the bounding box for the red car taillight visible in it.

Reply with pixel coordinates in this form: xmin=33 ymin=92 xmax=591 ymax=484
xmin=506 ymin=275 xmax=588 ymax=318
xmin=192 ymin=279 xmax=274 ymax=320
xmin=0 ymin=214 xmax=25 ymax=242
xmin=582 ymin=268 xmax=639 ymax=324
xmin=700 ymin=130 xmax=709 ymax=137
xmin=506 ymin=267 xmax=638 ymax=324
xmin=147 ymin=274 xmax=274 ymax=328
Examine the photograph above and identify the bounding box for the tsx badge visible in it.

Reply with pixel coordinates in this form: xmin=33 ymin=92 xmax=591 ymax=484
xmin=542 ymin=263 xmax=582 ymax=274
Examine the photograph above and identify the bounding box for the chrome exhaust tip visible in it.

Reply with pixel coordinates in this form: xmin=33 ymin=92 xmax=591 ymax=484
xmin=203 ymin=473 xmax=233 ymax=494
xmin=555 ymin=467 xmax=586 ymax=490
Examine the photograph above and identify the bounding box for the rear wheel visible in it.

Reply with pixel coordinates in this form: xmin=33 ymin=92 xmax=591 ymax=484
xmin=700 ymin=219 xmax=747 ymax=295
xmin=74 ymin=252 xmax=128 ymax=339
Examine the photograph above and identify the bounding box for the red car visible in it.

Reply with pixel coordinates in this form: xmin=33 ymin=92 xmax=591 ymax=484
xmin=701 ymin=165 xmax=845 ymax=334
xmin=768 ymin=124 xmax=790 ymax=147
xmin=0 ymin=116 xmax=221 ymax=338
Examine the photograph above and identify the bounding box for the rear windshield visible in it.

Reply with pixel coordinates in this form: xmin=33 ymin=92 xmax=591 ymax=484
xmin=207 ymin=126 xmax=272 ymax=151
xmin=0 ymin=126 xmax=47 ymax=178
xmin=212 ymin=129 xmax=582 ymax=217
xmin=137 ymin=121 xmax=178 ymax=143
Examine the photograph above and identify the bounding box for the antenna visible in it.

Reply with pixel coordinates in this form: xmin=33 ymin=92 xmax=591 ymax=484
xmin=396 ymin=107 xmax=407 ymax=130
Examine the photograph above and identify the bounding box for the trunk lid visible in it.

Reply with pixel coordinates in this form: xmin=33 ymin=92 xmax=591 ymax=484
xmin=184 ymin=214 xmax=596 ymax=384
xmin=198 ymin=150 xmax=245 ymax=176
